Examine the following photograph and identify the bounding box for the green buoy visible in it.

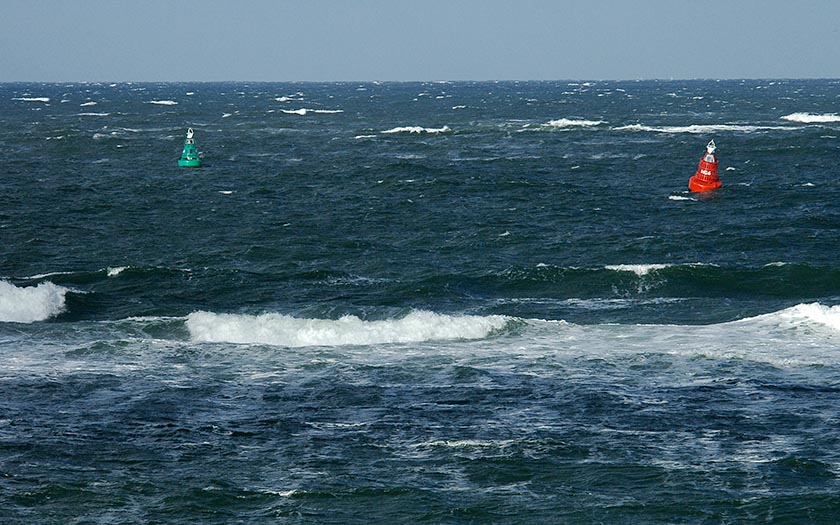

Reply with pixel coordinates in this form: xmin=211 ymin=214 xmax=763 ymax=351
xmin=178 ymin=128 xmax=201 ymax=167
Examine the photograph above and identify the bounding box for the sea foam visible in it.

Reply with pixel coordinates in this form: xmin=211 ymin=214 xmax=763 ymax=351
xmin=0 ymin=281 xmax=68 ymax=323
xmin=381 ymin=126 xmax=451 ymax=134
xmin=546 ymin=118 xmax=606 ymax=128
xmin=147 ymin=100 xmax=178 ymax=105
xmin=281 ymin=108 xmax=343 ymax=115
xmin=780 ymin=112 xmax=840 ymax=123
xmin=186 ymin=310 xmax=509 ymax=347
xmin=746 ymin=303 xmax=840 ymax=333
xmin=605 ymin=264 xmax=670 ymax=276
xmin=614 ymin=124 xmax=791 ymax=134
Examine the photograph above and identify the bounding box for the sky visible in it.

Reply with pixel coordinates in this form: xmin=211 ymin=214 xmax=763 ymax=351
xmin=2 ymin=0 xmax=840 ymax=82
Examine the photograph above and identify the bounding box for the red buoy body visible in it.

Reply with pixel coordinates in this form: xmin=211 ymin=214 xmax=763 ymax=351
xmin=688 ymin=140 xmax=721 ymax=192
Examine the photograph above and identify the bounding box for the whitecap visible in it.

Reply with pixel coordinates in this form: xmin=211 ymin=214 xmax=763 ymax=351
xmin=780 ymin=112 xmax=840 ymax=123
xmin=80 ymin=101 xmax=97 ymax=107
xmin=381 ymin=126 xmax=451 ymax=134
xmin=147 ymin=100 xmax=178 ymax=105
xmin=605 ymin=264 xmax=670 ymax=276
xmin=0 ymin=281 xmax=68 ymax=323
xmin=739 ymin=303 xmax=840 ymax=333
xmin=12 ymin=97 xmax=49 ymax=103
xmin=106 ymin=266 xmax=128 ymax=277
xmin=282 ymin=108 xmax=343 ymax=115
xmin=186 ymin=310 xmax=509 ymax=347
xmin=546 ymin=118 xmax=606 ymax=128
xmin=614 ymin=124 xmax=792 ymax=134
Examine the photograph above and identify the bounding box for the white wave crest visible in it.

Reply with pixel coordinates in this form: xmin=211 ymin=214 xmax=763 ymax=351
xmin=12 ymin=97 xmax=49 ymax=103
xmin=107 ymin=266 xmax=129 ymax=277
xmin=78 ymin=112 xmax=111 ymax=117
xmin=742 ymin=303 xmax=840 ymax=332
xmin=614 ymin=124 xmax=791 ymax=134
xmin=282 ymin=108 xmax=343 ymax=115
xmin=186 ymin=310 xmax=509 ymax=347
xmin=605 ymin=264 xmax=670 ymax=276
xmin=780 ymin=112 xmax=840 ymax=123
xmin=147 ymin=100 xmax=178 ymax=105
xmin=546 ymin=118 xmax=606 ymax=128
xmin=0 ymin=281 xmax=68 ymax=323
xmin=381 ymin=126 xmax=451 ymax=135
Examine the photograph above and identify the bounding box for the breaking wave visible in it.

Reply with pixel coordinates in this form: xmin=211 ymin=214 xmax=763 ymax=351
xmin=0 ymin=281 xmax=68 ymax=323
xmin=186 ymin=310 xmax=510 ymax=347
xmin=545 ymin=118 xmax=606 ymax=128
xmin=382 ymin=126 xmax=451 ymax=134
xmin=146 ymin=100 xmax=178 ymax=105
xmin=780 ymin=112 xmax=840 ymax=123
xmin=737 ymin=303 xmax=840 ymax=333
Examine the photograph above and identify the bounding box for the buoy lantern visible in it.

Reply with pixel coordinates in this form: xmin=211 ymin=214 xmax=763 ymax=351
xmin=688 ymin=139 xmax=721 ymax=192
xmin=178 ymin=128 xmax=201 ymax=167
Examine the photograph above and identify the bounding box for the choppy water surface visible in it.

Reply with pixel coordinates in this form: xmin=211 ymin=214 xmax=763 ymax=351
xmin=2 ymin=80 xmax=840 ymax=523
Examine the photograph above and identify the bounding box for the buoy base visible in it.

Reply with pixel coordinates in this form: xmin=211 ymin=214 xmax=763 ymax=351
xmin=178 ymin=158 xmax=201 ymax=167
xmin=688 ymin=176 xmax=721 ymax=192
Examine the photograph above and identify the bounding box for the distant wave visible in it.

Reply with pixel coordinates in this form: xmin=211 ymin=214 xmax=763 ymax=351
xmin=496 ymin=262 xmax=840 ymax=300
xmin=146 ymin=100 xmax=178 ymax=105
xmin=780 ymin=112 xmax=840 ymax=123
xmin=80 ymin=101 xmax=97 ymax=107
xmin=186 ymin=310 xmax=510 ymax=347
xmin=0 ymin=281 xmax=68 ymax=323
xmin=382 ymin=126 xmax=451 ymax=135
xmin=545 ymin=118 xmax=606 ymax=128
xmin=614 ymin=124 xmax=792 ymax=134
xmin=78 ymin=112 xmax=111 ymax=117
xmin=12 ymin=97 xmax=49 ymax=103
xmin=281 ymin=108 xmax=343 ymax=115
xmin=605 ymin=264 xmax=672 ymax=276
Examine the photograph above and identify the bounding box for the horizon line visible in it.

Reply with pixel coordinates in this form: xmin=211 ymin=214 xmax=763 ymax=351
xmin=2 ymin=77 xmax=840 ymax=84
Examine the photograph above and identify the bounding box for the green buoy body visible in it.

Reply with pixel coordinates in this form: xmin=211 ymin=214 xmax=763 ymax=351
xmin=178 ymin=128 xmax=201 ymax=167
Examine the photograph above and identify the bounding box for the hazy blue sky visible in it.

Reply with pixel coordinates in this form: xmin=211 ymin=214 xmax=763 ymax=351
xmin=3 ymin=0 xmax=839 ymax=81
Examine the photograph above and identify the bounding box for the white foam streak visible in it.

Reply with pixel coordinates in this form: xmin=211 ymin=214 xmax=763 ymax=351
xmin=546 ymin=118 xmax=606 ymax=128
xmin=614 ymin=124 xmax=791 ymax=134
xmin=0 ymin=281 xmax=68 ymax=323
xmin=381 ymin=126 xmax=451 ymax=135
xmin=186 ymin=310 xmax=508 ymax=347
xmin=282 ymin=108 xmax=343 ymax=115
xmin=147 ymin=100 xmax=178 ymax=105
xmin=781 ymin=112 xmax=840 ymax=123
xmin=12 ymin=97 xmax=50 ymax=103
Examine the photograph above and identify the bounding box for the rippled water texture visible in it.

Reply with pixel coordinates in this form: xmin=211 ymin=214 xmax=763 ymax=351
xmin=2 ymin=80 xmax=840 ymax=523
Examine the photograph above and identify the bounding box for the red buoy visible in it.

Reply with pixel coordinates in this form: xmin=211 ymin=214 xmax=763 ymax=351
xmin=688 ymin=140 xmax=721 ymax=192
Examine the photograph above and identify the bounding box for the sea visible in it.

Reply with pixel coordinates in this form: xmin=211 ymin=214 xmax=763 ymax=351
xmin=2 ymin=80 xmax=840 ymax=524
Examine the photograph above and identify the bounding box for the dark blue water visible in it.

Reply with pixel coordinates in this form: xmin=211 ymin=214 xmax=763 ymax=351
xmin=2 ymin=80 xmax=840 ymax=523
